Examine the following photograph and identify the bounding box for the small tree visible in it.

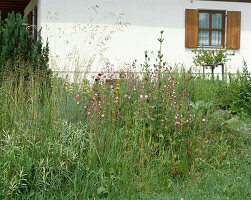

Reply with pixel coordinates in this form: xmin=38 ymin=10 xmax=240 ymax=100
xmin=192 ymin=46 xmax=235 ymax=83
xmin=0 ymin=12 xmax=51 ymax=82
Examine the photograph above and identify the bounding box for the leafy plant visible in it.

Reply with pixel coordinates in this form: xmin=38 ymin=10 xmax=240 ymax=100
xmin=192 ymin=46 xmax=235 ymax=66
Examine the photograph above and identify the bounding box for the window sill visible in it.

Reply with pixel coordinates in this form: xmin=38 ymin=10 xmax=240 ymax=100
xmin=196 ymin=45 xmax=225 ymax=49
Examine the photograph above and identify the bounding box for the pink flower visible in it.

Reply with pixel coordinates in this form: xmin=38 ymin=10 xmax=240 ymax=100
xmin=92 ymin=97 xmax=95 ymax=100
xmin=77 ymin=101 xmax=79 ymax=105
xmin=145 ymin=95 xmax=148 ymax=98
xmin=77 ymin=94 xmax=80 ymax=97
xmin=84 ymin=106 xmax=87 ymax=108
xmin=115 ymin=96 xmax=119 ymax=100
xmin=128 ymin=96 xmax=131 ymax=99
xmin=141 ymin=89 xmax=144 ymax=93
xmin=110 ymin=85 xmax=114 ymax=89
xmin=98 ymin=72 xmax=104 ymax=76
xmin=101 ymin=114 xmax=105 ymax=118
xmin=140 ymin=95 xmax=143 ymax=99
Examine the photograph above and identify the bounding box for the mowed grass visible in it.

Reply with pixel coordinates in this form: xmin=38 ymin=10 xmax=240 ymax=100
xmin=0 ymin=65 xmax=250 ymax=199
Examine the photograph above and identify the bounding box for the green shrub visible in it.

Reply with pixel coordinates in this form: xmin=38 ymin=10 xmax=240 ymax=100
xmin=0 ymin=12 xmax=51 ymax=83
xmin=214 ymin=61 xmax=251 ymax=116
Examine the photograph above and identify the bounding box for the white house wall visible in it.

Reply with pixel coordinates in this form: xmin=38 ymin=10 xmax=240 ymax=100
xmin=38 ymin=0 xmax=251 ymax=77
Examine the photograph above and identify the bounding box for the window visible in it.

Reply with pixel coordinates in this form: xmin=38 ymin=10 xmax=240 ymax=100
xmin=198 ymin=10 xmax=225 ymax=47
xmin=185 ymin=9 xmax=241 ymax=49
xmin=27 ymin=6 xmax=38 ymax=42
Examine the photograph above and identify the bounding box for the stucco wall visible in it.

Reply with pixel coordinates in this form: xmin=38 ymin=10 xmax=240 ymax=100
xmin=38 ymin=0 xmax=251 ymax=77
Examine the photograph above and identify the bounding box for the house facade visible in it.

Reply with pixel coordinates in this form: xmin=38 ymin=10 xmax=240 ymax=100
xmin=1 ymin=0 xmax=251 ymax=77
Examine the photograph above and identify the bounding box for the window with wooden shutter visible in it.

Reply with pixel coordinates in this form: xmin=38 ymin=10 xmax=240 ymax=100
xmin=185 ymin=9 xmax=199 ymax=48
xmin=185 ymin=9 xmax=241 ymax=49
xmin=227 ymin=11 xmax=241 ymax=49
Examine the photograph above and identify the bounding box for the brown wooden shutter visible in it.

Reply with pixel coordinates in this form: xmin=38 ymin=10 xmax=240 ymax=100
xmin=227 ymin=11 xmax=241 ymax=49
xmin=27 ymin=11 xmax=32 ymax=35
xmin=34 ymin=6 xmax=38 ymax=42
xmin=185 ymin=9 xmax=199 ymax=48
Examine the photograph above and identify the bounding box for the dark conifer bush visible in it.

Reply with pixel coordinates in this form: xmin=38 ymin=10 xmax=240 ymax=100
xmin=0 ymin=12 xmax=51 ymax=83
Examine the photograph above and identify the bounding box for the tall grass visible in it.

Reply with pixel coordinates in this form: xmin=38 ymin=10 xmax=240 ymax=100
xmin=0 ymin=58 xmax=250 ymax=199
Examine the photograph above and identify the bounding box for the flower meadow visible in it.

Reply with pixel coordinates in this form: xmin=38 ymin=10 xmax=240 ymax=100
xmin=0 ymin=36 xmax=250 ymax=199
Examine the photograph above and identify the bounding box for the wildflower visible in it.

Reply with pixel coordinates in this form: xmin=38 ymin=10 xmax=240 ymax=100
xmin=116 ymin=87 xmax=120 ymax=90
xmin=77 ymin=101 xmax=79 ymax=105
xmin=110 ymin=85 xmax=114 ymax=89
xmin=202 ymin=118 xmax=206 ymax=122
xmin=92 ymin=97 xmax=96 ymax=100
xmin=175 ymin=121 xmax=180 ymax=125
xmin=145 ymin=95 xmax=148 ymax=98
xmin=115 ymin=96 xmax=119 ymax=100
xmin=128 ymin=96 xmax=131 ymax=99
xmin=141 ymin=89 xmax=144 ymax=93
xmin=98 ymin=72 xmax=104 ymax=76
xmin=101 ymin=114 xmax=105 ymax=118
xmin=84 ymin=106 xmax=87 ymax=108
xmin=77 ymin=94 xmax=80 ymax=97
xmin=140 ymin=94 xmax=143 ymax=98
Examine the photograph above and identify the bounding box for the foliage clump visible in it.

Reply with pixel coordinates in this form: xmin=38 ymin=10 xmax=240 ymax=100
xmin=192 ymin=46 xmax=235 ymax=66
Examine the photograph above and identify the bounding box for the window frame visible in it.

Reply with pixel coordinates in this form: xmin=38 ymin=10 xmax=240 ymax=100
xmin=198 ymin=10 xmax=226 ymax=48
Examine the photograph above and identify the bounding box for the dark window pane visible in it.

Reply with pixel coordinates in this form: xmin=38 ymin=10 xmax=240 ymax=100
xmin=199 ymin=13 xmax=210 ymax=28
xmin=212 ymin=13 xmax=222 ymax=29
